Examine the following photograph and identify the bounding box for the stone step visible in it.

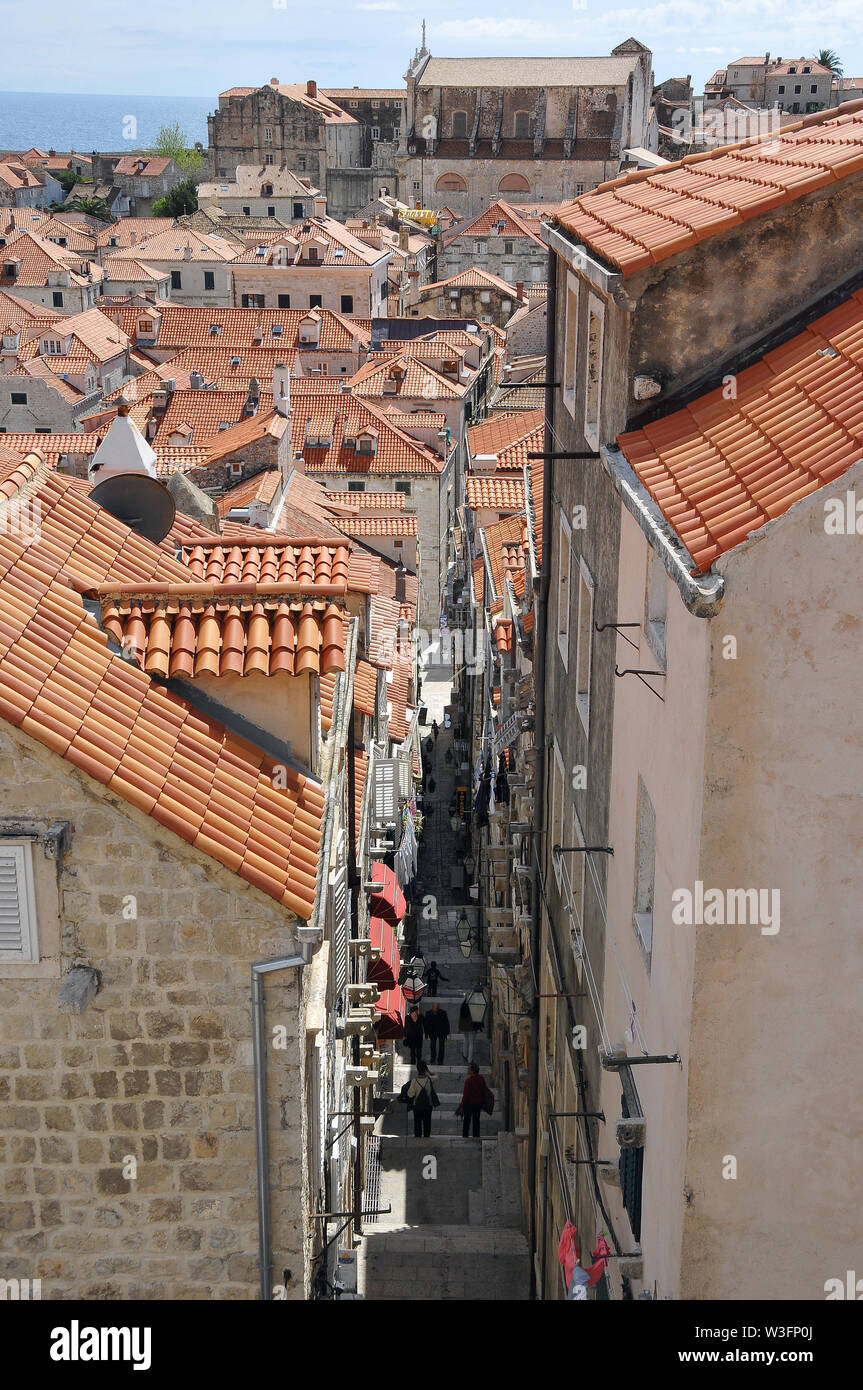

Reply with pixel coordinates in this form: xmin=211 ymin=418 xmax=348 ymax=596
xmin=357 ymin=1223 xmax=530 ymax=1300
xmin=468 ymin=1187 xmax=486 ymax=1225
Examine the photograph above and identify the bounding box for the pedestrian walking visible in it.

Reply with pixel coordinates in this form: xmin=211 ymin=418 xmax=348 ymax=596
xmin=423 ymin=1002 xmax=450 ymax=1064
xmin=403 ymin=1004 xmax=424 ymax=1065
xmin=457 ymin=1062 xmax=490 ymax=1138
xmin=459 ymin=997 xmax=478 ymax=1063
xmin=431 ymin=719 xmax=439 ymax=742
xmin=424 ymin=960 xmax=448 ymax=997
xmin=407 ymin=1060 xmax=438 ymax=1138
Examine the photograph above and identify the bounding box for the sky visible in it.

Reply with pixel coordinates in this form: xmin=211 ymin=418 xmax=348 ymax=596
xmin=4 ymin=0 xmax=863 ymax=98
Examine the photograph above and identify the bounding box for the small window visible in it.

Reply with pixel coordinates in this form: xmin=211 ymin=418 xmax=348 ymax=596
xmin=264 ymin=153 xmax=274 ymax=165
xmin=803 ymin=66 xmax=811 ymax=74
xmin=242 ymin=206 xmax=251 ymax=216
xmin=557 ymin=508 xmax=571 ymax=668
xmin=371 ymin=127 xmax=380 ymax=141
xmin=575 ymin=182 xmax=584 ymax=197
xmin=794 ymin=84 xmax=801 ymax=95
xmin=633 ymin=777 xmax=656 ymax=963
xmin=514 ymin=111 xmax=530 ymax=139
xmin=584 ymin=294 xmax=604 ymax=450
xmin=412 ymin=180 xmax=420 ymax=192
xmin=644 ymin=547 xmax=667 ymax=667
xmin=789 ymin=65 xmax=797 ymax=74
xmin=348 ymin=481 xmax=365 ymax=492
xmin=562 ymin=272 xmax=578 ymax=418
xmin=778 ymin=84 xmax=785 ymax=95
xmin=271 ymin=324 xmax=283 ymax=336
xmin=298 ymin=156 xmax=306 ymax=172
xmin=504 ymin=240 xmax=513 ymax=254
xmin=52 ymin=291 xmax=64 ymax=307
xmin=0 ymin=842 xmax=39 ymax=963
xmin=474 ymin=240 xmax=484 ymax=256
xmin=10 ymin=392 xmax=27 ymax=405
xmin=575 ymin=558 xmax=594 ymax=734
xmin=241 ymin=293 xmax=265 ymax=308
xmin=171 ymin=270 xmax=182 ymax=289
xmin=264 ymin=127 xmax=273 ymax=141
xmin=293 ymin=201 xmax=304 ymax=219
xmin=203 ymin=270 xmax=215 ymax=290
xmin=340 ymin=294 xmax=354 ymax=314
xmin=35 ymin=426 xmax=51 ymax=433
xmin=811 ymin=84 xmax=818 ymax=94
xmin=277 ymin=293 xmax=291 ymax=308
xmin=309 ymin=294 xmax=322 ymax=308
xmin=267 ymin=206 xmax=275 ymax=217
xmin=394 ymin=479 xmax=411 ymax=496
xmin=452 ymin=111 xmax=468 ymax=139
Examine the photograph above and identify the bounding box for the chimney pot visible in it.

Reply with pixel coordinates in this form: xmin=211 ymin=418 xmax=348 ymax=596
xmin=270 ymin=78 xmax=279 ymax=87
xmin=516 ymin=281 xmax=524 ymax=299
xmin=307 ymin=80 xmax=317 ymax=98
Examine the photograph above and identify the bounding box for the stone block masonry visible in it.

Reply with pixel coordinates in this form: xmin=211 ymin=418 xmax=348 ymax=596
xmin=0 ymin=723 xmax=309 ymax=1300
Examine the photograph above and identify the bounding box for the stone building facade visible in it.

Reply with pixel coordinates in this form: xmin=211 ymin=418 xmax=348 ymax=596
xmin=0 ymin=724 xmax=309 ymax=1301
xmin=398 ymin=39 xmax=653 ymax=219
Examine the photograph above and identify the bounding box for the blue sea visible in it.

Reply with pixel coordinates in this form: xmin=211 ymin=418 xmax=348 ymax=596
xmin=0 ymin=92 xmax=211 ymax=153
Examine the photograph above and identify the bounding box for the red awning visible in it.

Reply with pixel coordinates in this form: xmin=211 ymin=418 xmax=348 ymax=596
xmin=368 ymin=915 xmax=401 ymax=993
xmin=374 ymin=985 xmax=406 ymax=1040
xmin=369 ymin=862 xmax=406 ymax=928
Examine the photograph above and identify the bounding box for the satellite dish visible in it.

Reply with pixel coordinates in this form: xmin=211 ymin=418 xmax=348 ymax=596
xmin=90 ymin=474 xmax=176 ymax=544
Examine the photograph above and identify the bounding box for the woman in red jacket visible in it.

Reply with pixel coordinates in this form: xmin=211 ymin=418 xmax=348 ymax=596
xmin=458 ymin=1062 xmax=488 ymax=1138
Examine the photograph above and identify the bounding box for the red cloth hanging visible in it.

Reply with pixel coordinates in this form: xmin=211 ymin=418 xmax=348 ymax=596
xmin=558 ymin=1221 xmax=610 ymax=1290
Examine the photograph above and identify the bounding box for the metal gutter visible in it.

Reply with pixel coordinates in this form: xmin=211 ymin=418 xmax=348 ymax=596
xmin=601 ymin=443 xmax=725 ymax=616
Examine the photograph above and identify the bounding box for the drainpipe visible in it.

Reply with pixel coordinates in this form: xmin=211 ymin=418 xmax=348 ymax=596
xmin=526 ymin=238 xmax=557 ymax=1299
xmin=252 ymin=949 xmax=309 ymax=1302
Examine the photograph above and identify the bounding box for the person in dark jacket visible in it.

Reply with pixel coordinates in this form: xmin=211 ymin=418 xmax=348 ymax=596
xmin=403 ymin=1005 xmax=424 ymax=1065
xmin=424 ymin=960 xmax=447 ymax=997
xmin=423 ymin=1002 xmax=450 ymax=1064
xmin=407 ymin=1060 xmax=437 ymax=1138
xmin=458 ymin=1062 xmax=488 ymax=1138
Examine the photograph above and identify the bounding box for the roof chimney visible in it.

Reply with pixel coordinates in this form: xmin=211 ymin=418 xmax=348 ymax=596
xmin=395 ymin=560 xmax=407 ymax=601
xmin=270 ymin=78 xmax=280 ymax=87
xmin=306 ymin=80 xmax=317 ymax=98
xmin=516 ymin=281 xmax=524 ymax=300
xmin=88 ymin=402 xmax=158 ymax=480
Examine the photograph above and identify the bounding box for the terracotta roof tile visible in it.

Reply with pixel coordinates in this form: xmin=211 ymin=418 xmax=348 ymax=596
xmin=179 ymin=539 xmax=351 ymax=587
xmin=555 ymin=101 xmax=863 ymax=275
xmin=617 ymin=286 xmax=863 ymax=571
xmin=325 ymin=490 xmax=406 ymax=511
xmin=468 ymin=409 xmax=544 ymax=462
xmin=0 ymin=458 xmax=325 ymax=917
xmin=338 ymin=515 xmax=417 ymax=537
xmin=466 ymin=474 xmax=524 ymax=510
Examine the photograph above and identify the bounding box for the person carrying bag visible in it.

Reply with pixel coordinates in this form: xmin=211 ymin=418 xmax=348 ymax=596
xmin=407 ymin=1061 xmax=439 ymax=1138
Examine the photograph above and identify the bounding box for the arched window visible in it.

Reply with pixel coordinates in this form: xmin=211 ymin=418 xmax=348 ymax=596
xmin=498 ymin=173 xmax=530 ymax=193
xmin=435 ymin=172 xmax=467 ymax=192
xmin=514 ymin=111 xmax=530 ymax=139
xmin=452 ymin=111 xmax=468 ymax=139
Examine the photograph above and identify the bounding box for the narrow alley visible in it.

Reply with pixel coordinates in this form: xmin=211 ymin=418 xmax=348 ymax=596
xmin=357 ymin=657 xmax=530 ymax=1300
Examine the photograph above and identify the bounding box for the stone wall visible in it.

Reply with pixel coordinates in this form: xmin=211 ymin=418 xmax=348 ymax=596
xmin=0 ymin=720 xmax=310 ymax=1301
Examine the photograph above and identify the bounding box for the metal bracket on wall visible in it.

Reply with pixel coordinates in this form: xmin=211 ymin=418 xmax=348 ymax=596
xmin=614 ymin=666 xmax=666 ymax=702
xmin=595 ymin=620 xmax=640 ymax=653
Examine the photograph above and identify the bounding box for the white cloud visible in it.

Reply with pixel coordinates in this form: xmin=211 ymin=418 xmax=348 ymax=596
xmin=435 ymin=18 xmax=561 ymax=40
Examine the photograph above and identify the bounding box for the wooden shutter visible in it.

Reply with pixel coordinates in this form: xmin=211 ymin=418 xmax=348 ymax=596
xmin=329 ymin=866 xmax=349 ymax=998
xmin=0 ymin=844 xmax=38 ymax=963
xmin=372 ymin=759 xmax=399 ymax=825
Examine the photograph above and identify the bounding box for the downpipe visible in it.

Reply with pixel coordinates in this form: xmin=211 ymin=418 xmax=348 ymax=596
xmin=252 ymin=949 xmax=310 ymax=1301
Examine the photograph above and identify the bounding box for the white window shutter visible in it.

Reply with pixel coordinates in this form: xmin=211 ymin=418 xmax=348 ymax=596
xmin=329 ymin=866 xmax=349 ymax=997
xmin=373 ymin=759 xmax=399 ymax=825
xmin=0 ymin=844 xmax=38 ymax=963
xmin=398 ymin=756 xmax=411 ymax=800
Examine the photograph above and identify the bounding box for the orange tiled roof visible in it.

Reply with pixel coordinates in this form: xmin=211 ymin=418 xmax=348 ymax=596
xmin=1 ymin=229 xmax=93 ymax=287
xmin=154 ymin=389 xmax=275 ymax=445
xmin=325 ymin=490 xmax=406 ymax=511
xmin=217 ymin=467 xmax=283 ymax=515
xmin=0 ymin=456 xmax=324 ymax=918
xmin=180 ymin=539 xmax=352 ymax=586
xmin=422 ymin=266 xmax=524 ymax=296
xmin=353 ymin=659 xmax=377 ymax=717
xmin=466 ymin=475 xmax=525 ymax=511
xmin=468 ymin=408 xmax=544 ymax=461
xmin=95 ymin=217 xmax=176 ymax=249
xmin=137 ymin=304 xmax=371 ymax=352
xmin=338 ymin=515 xmax=417 ymax=538
xmin=351 ymin=354 xmax=465 ymax=401
xmin=493 ymin=619 xmax=513 ymax=654
xmin=617 ymin=285 xmax=863 ymax=571
xmin=555 ymin=101 xmax=863 ymax=276
xmin=98 ymin=587 xmax=347 ymax=679
xmin=444 ymin=198 xmax=544 ymax=245
xmin=296 ymin=396 xmax=444 ymax=476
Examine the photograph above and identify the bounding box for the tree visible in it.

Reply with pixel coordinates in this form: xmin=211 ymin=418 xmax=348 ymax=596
xmin=152 ymin=178 xmax=199 ymax=218
xmin=66 ymin=196 xmax=111 ymax=221
xmin=818 ymin=48 xmax=843 ymax=79
xmin=152 ymin=122 xmax=203 ymax=176
xmin=55 ymin=168 xmax=83 ymax=195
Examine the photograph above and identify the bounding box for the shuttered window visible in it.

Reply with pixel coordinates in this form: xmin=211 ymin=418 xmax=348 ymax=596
xmin=372 ymin=759 xmax=399 ymax=825
xmin=618 ymin=1093 xmax=644 ymax=1241
xmin=0 ymin=843 xmax=38 ymax=963
xmin=329 ymin=865 xmax=349 ymax=998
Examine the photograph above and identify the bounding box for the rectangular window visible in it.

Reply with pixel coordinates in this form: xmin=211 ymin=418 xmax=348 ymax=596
xmin=371 ymin=127 xmax=380 ymax=140
xmin=394 ymin=480 xmax=411 ymax=496
xmin=298 ymin=156 xmax=306 ymax=171
xmin=35 ymin=427 xmax=51 ymax=433
xmin=265 ymin=153 xmax=274 ymax=165
xmin=340 ymin=294 xmax=354 ymax=314
xmin=348 ymin=481 xmax=365 ymax=492
xmin=811 ymin=84 xmax=818 ymax=94
xmin=10 ymin=392 xmax=27 ymax=405
xmin=242 ymin=206 xmax=251 ymax=216
xmin=794 ymin=85 xmax=801 ymax=94
xmin=584 ymin=294 xmax=604 ymax=450
xmin=267 ymin=206 xmax=275 ymax=217
xmin=293 ymin=201 xmax=304 ymax=219
xmin=633 ymin=777 xmax=656 ymax=963
xmin=504 ymin=240 xmax=513 ymax=254
xmin=171 ymin=270 xmax=181 ymax=289
xmin=575 ymin=182 xmax=584 ymax=197
xmin=0 ymin=842 xmax=39 ymax=963
xmin=277 ymin=293 xmax=291 ymax=308
xmin=241 ymin=293 xmax=265 ymax=308
xmin=575 ymin=557 xmax=594 ymax=734
xmin=52 ymin=291 xmax=64 ymax=307
xmin=203 ymin=270 xmax=215 ymax=290
xmin=557 ymin=508 xmax=571 ymax=668
xmin=309 ymin=294 xmax=322 ymax=309
xmin=644 ymin=547 xmax=667 ymax=667
xmin=474 ymin=240 xmax=484 ymax=256
xmin=264 ymin=127 xmax=272 ymax=141
xmin=778 ymin=85 xmax=785 ymax=94
xmin=562 ymin=272 xmax=578 ymax=418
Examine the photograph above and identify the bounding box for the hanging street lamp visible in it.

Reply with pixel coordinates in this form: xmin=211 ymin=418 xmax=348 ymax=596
xmin=466 ymin=985 xmax=488 ymax=1027
xmin=456 ymin=909 xmax=473 ymax=958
